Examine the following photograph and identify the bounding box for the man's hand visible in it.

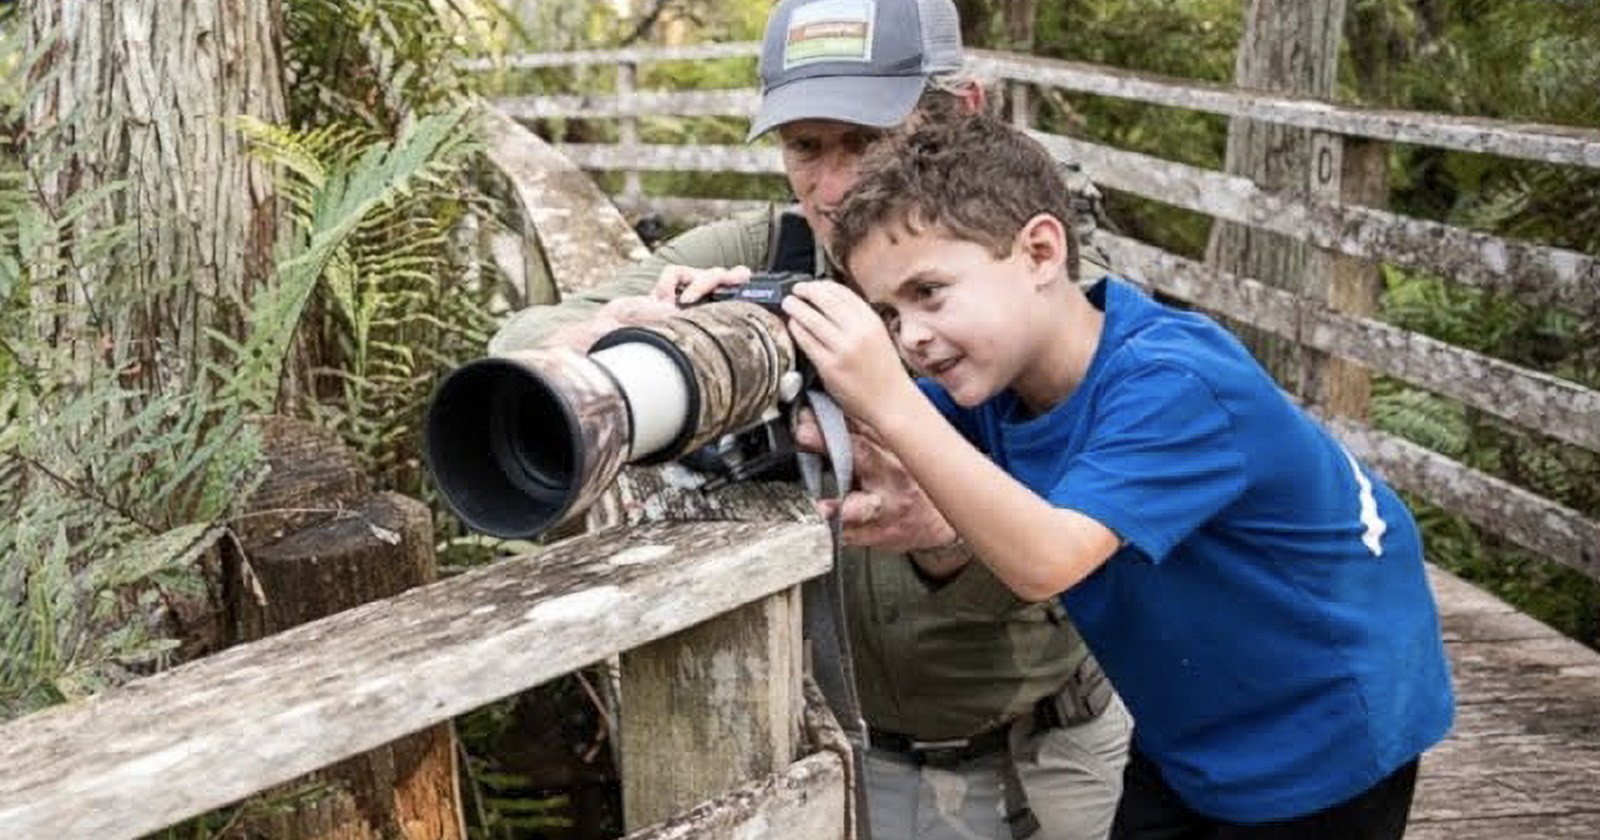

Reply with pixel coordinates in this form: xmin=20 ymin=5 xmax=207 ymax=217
xmin=541 ymin=264 xmax=758 ymax=350
xmin=653 ymin=264 xmax=753 ymax=305
xmin=542 ymin=295 xmax=677 ymax=351
xmin=794 ymin=408 xmax=958 ymax=554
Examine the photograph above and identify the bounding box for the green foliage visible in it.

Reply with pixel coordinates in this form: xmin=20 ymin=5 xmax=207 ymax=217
xmin=1026 ymin=0 xmax=1241 ymax=256
xmin=1 ymin=30 xmax=483 ymax=725
xmin=284 ymin=0 xmax=487 ymax=129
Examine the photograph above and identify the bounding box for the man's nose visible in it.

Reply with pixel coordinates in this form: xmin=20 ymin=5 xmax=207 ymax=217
xmin=814 ymin=157 xmax=858 ymax=206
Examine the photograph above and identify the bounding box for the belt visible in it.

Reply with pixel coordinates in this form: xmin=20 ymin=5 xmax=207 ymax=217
xmin=869 ymin=658 xmax=1114 ymax=767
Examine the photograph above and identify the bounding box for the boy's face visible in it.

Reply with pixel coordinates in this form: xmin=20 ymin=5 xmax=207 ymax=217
xmin=848 ymin=224 xmax=1043 ymax=407
xmin=777 ymin=120 xmax=888 ymax=247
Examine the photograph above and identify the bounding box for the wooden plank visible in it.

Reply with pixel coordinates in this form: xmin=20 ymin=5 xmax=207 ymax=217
xmin=497 ymin=89 xmax=759 ymax=120
xmin=481 ymin=107 xmax=648 ymax=296
xmin=621 ymin=589 xmax=802 ymax=830
xmin=461 ymin=43 xmax=760 ymax=71
xmin=1096 ymin=233 xmax=1600 ymax=454
xmin=1413 ymin=770 xmax=1600 ymax=820
xmin=1333 ymin=419 xmax=1600 ymax=582
xmin=0 ymin=520 xmax=832 ymax=840
xmin=1039 ymin=133 xmax=1600 ymax=315
xmin=1409 ymin=816 xmax=1600 ymax=840
xmin=617 ymin=62 xmax=643 ymax=201
xmin=614 ymin=196 xmax=772 ymax=224
xmin=969 ymin=49 xmax=1600 ymax=168
xmin=1419 ymin=569 xmax=1600 ymax=837
xmin=620 ymin=751 xmax=846 ymax=840
xmin=1306 ymin=135 xmax=1387 ymax=419
xmin=475 ymin=45 xmax=1600 ymax=166
xmin=561 ymin=142 xmax=783 ymax=175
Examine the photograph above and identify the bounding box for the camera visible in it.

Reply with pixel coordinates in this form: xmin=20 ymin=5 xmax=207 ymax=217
xmin=423 ymin=274 xmax=811 ymax=539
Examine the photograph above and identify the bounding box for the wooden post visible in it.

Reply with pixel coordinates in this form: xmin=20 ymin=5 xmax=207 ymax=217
xmin=224 ymin=418 xmax=465 ymax=839
xmin=618 ymin=60 xmax=643 ymax=204
xmin=1008 ymin=80 xmax=1034 ymax=129
xmin=1306 ymin=134 xmax=1388 ymax=419
xmin=619 ymin=587 xmax=804 ymax=830
xmin=1205 ymin=0 xmax=1348 ymax=395
xmin=595 ymin=472 xmax=816 ymax=832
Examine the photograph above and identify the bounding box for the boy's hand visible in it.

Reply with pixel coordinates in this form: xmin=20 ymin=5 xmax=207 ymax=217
xmin=782 ymin=280 xmax=918 ymax=428
xmin=794 ymin=409 xmax=958 ymax=552
xmin=653 ymin=264 xmax=753 ymax=305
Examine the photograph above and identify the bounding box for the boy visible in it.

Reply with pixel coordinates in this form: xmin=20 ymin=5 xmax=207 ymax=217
xmin=779 ymin=116 xmax=1454 ymax=838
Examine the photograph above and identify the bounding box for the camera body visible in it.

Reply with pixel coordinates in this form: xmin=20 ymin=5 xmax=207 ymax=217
xmin=706 ymin=272 xmax=809 ymax=314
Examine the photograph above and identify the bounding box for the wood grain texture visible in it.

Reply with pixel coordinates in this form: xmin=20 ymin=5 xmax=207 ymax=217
xmin=620 ymin=589 xmax=803 ymax=830
xmin=0 ymin=520 xmax=830 ymax=839
xmin=1036 ymin=133 xmax=1600 ymax=316
xmin=481 ymin=107 xmax=648 ymax=296
xmin=1414 ymin=566 xmax=1600 ymax=838
xmin=620 ymin=751 xmax=846 ymax=840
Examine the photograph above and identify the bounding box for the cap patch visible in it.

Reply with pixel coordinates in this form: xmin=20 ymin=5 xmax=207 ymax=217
xmin=783 ymin=0 xmax=876 ymax=70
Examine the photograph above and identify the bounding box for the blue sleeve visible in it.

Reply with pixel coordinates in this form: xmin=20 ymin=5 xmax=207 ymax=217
xmin=1053 ymin=363 xmax=1247 ymax=563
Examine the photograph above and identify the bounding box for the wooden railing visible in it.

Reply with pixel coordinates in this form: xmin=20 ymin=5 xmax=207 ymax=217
xmin=0 ymin=516 xmax=843 ymax=837
xmin=4 ymin=42 xmax=1596 ymax=840
xmin=474 ymin=42 xmax=1600 ymax=584
xmin=0 ymin=113 xmax=853 ymax=840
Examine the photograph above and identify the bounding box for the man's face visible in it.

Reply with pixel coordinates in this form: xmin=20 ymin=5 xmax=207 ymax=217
xmin=777 ymin=120 xmax=888 ymax=247
xmin=848 ymin=224 xmax=1042 ymax=408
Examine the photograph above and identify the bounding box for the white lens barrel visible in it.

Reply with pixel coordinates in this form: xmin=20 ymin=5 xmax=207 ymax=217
xmin=590 ymin=342 xmax=692 ymax=460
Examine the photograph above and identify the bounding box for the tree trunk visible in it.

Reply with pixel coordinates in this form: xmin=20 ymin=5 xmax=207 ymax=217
xmin=23 ymin=0 xmax=285 ymax=395
xmin=1001 ymin=0 xmax=1038 ymax=50
xmin=1204 ymin=0 xmax=1347 ymax=394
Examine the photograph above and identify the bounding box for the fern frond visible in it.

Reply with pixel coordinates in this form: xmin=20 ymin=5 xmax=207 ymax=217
xmin=227 ymin=107 xmax=475 ymax=412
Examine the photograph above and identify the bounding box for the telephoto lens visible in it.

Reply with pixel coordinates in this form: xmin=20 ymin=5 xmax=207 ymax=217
xmin=424 ymin=298 xmax=797 ymax=539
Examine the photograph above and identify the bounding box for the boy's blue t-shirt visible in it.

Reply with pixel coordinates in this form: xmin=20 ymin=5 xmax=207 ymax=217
xmin=919 ymin=278 xmax=1454 ymax=822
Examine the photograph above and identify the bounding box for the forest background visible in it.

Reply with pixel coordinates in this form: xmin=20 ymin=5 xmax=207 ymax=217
xmin=1 ymin=1 xmax=1597 ymax=838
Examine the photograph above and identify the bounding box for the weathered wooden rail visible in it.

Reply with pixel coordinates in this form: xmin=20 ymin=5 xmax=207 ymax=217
xmin=2 ymin=40 xmax=1595 ymax=840
xmin=476 ymin=42 xmax=1600 ymax=836
xmin=0 ymin=113 xmax=854 ymax=840
xmin=0 ymin=516 xmax=841 ymax=838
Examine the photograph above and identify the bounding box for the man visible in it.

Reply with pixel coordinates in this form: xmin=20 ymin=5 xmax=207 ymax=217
xmin=492 ymin=2 xmax=1130 ymax=838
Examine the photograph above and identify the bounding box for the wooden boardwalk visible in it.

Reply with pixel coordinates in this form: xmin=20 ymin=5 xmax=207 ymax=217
xmin=1411 ymin=567 xmax=1600 ymax=838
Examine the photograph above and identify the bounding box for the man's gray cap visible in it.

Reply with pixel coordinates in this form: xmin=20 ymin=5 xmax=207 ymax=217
xmin=748 ymin=0 xmax=964 ymax=140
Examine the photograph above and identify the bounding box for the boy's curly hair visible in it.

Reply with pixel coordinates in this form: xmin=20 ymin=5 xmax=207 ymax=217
xmin=831 ymin=115 xmax=1079 ymax=282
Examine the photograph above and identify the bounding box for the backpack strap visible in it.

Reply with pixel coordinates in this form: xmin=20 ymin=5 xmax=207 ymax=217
xmin=767 ymin=204 xmax=820 ymax=275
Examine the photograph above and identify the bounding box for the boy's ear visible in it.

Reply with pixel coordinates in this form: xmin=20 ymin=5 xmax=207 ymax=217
xmin=1017 ymin=213 xmax=1069 ymax=288
xmin=957 ymin=82 xmax=987 ymax=115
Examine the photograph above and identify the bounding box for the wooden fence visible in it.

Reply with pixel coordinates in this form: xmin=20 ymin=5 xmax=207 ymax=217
xmin=0 ymin=113 xmax=854 ymax=840
xmin=473 ymin=42 xmax=1600 ymax=585
xmin=4 ymin=41 xmax=1597 ymax=840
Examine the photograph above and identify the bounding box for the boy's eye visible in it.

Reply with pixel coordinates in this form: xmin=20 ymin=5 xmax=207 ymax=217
xmin=873 ymin=305 xmax=899 ymax=330
xmin=913 ymin=282 xmax=942 ymax=300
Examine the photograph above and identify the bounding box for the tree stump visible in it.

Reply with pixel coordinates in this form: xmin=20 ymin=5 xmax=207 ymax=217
xmin=221 ymin=417 xmax=465 ymax=839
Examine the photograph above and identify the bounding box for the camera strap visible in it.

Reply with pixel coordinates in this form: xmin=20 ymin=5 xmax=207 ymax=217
xmin=796 ymin=389 xmax=874 ymax=840
xmin=770 ymin=204 xmax=874 ymax=839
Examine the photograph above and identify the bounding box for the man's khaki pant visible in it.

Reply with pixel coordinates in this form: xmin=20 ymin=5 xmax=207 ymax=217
xmin=865 ymin=694 xmax=1132 ymax=840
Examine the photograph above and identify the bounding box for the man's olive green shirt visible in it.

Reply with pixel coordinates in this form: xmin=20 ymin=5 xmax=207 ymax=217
xmin=493 ymin=207 xmax=1102 ymax=739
